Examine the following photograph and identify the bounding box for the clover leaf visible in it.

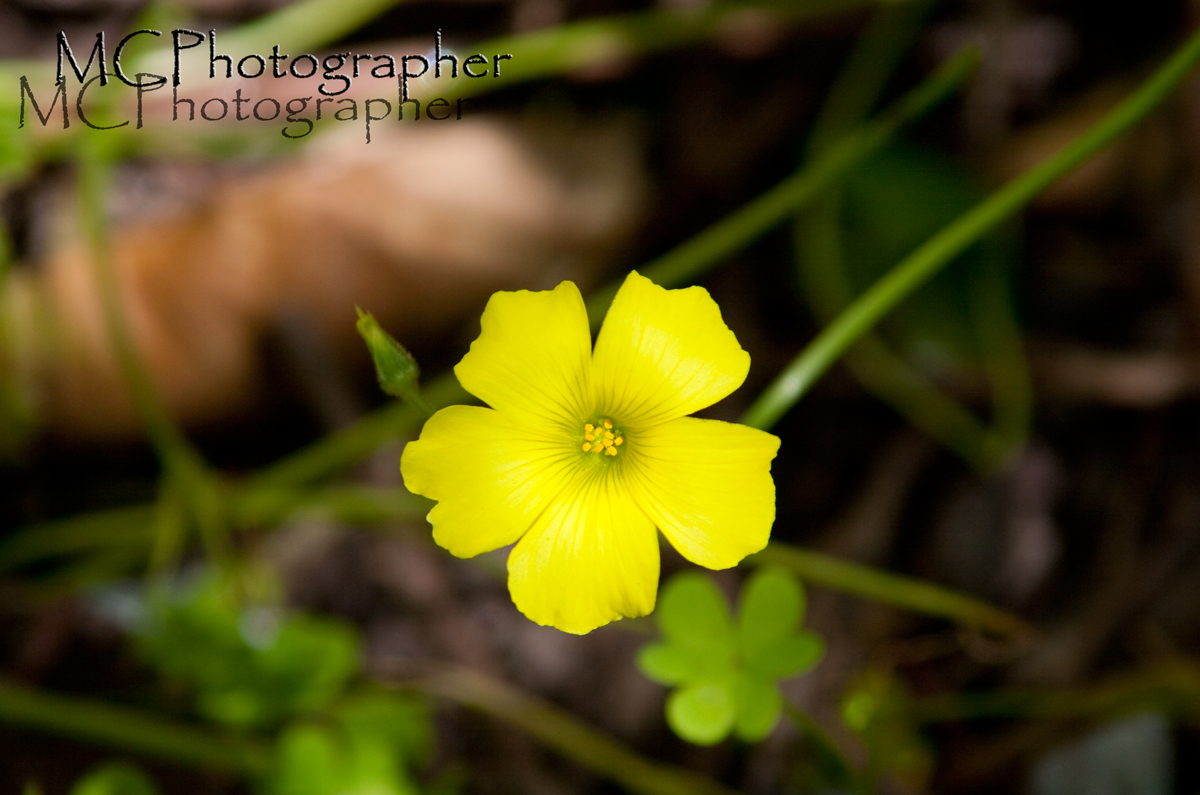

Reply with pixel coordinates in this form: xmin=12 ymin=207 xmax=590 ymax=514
xmin=638 ymin=568 xmax=824 ymax=745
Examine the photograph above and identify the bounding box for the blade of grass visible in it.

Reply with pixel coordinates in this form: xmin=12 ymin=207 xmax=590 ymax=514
xmin=743 ymin=26 xmax=1200 ymax=430
xmin=403 ymin=663 xmax=744 ymax=795
xmin=0 ymin=678 xmax=272 ymax=774
xmin=748 ymin=542 xmax=1034 ymax=638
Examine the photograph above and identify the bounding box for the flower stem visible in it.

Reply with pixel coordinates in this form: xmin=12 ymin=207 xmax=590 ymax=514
xmin=781 ymin=700 xmax=861 ymax=790
xmin=469 ymin=0 xmax=903 ymax=98
xmin=747 ymin=542 xmax=1033 ymax=638
xmin=0 ymin=678 xmax=272 ymax=775
xmin=403 ymin=664 xmax=744 ymax=795
xmin=77 ymin=140 xmax=230 ymax=569
xmin=584 ymin=45 xmax=981 ymax=325
xmin=742 ymin=26 xmax=1200 ymax=431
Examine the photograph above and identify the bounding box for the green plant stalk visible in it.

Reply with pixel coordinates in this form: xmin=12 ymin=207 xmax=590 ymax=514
xmin=219 ymin=0 xmax=402 ymax=54
xmin=0 ymin=505 xmax=156 ymax=572
xmin=117 ymin=0 xmax=407 ymax=95
xmin=908 ymin=662 xmax=1200 ymax=723
xmin=796 ymin=195 xmax=1005 ymax=470
xmin=781 ymin=700 xmax=862 ymax=789
xmin=585 ymin=45 xmax=981 ymax=324
xmin=0 ymin=486 xmax=431 ymax=574
xmin=408 ymin=665 xmax=744 ymax=795
xmin=77 ymin=142 xmax=230 ymax=567
xmin=0 ymin=678 xmax=272 ymax=774
xmin=247 ymin=374 xmax=467 ymax=489
xmin=796 ymin=5 xmax=1030 ymax=472
xmin=743 ymin=26 xmax=1200 ymax=430
xmin=461 ymin=0 xmax=900 ymax=97
xmin=969 ymin=251 xmax=1032 ymax=463
xmin=805 ymin=0 xmax=933 ymax=155
xmin=748 ymin=542 xmax=1033 ymax=637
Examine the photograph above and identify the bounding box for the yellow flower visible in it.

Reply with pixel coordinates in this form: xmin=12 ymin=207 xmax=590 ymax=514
xmin=400 ymin=271 xmax=780 ymax=634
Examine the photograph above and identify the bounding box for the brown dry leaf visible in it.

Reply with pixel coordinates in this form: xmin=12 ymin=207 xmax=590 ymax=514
xmin=3 ymin=118 xmax=647 ymax=439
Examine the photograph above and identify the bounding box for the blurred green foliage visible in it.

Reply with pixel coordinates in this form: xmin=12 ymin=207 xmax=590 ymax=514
xmin=268 ymin=693 xmax=432 ymax=795
xmin=68 ymin=761 xmax=159 ymax=795
xmin=841 ymin=669 xmax=933 ymax=789
xmin=136 ymin=574 xmax=360 ymax=729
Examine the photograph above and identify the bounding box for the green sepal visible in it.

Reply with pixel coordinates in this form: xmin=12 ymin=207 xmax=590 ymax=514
xmin=355 ymin=309 xmax=427 ymax=412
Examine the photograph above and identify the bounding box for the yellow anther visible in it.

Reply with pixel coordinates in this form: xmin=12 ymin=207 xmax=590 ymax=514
xmin=582 ymin=419 xmax=625 ymax=457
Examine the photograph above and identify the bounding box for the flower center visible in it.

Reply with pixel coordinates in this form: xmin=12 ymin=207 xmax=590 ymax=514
xmin=581 ymin=418 xmax=624 ymax=457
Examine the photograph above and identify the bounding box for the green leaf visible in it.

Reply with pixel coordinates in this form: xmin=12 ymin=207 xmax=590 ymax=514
xmin=746 ymin=632 xmax=825 ymax=680
xmin=666 ymin=678 xmax=736 ymax=746
xmin=733 ymin=673 xmax=782 ymax=743
xmin=738 ymin=567 xmax=804 ymax=661
xmin=636 ymin=642 xmax=700 ymax=686
xmin=69 ymin=762 xmax=158 ymax=795
xmin=657 ymin=572 xmax=735 ymax=660
xmin=356 ymin=309 xmax=422 ymax=403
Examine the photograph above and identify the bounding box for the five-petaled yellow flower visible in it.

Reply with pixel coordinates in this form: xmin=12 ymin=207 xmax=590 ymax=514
xmin=401 ymin=272 xmax=780 ymax=634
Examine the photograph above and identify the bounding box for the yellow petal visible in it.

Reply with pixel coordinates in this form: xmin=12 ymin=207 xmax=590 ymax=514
xmin=455 ymin=281 xmax=594 ymax=428
xmin=592 ymin=271 xmax=750 ymax=427
xmin=401 ymin=405 xmax=580 ymax=558
xmin=625 ymin=417 xmax=779 ymax=569
xmin=507 ymin=469 xmax=659 ymax=634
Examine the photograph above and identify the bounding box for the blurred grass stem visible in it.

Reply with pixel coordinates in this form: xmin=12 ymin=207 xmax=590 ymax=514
xmin=0 ymin=678 xmax=272 ymax=774
xmin=749 ymin=543 xmax=1034 ymax=638
xmin=77 ymin=141 xmax=230 ymax=569
xmin=742 ymin=25 xmax=1200 ymax=430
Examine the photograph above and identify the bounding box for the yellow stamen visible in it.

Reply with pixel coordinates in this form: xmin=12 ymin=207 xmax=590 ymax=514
xmin=582 ymin=418 xmax=626 ymax=458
